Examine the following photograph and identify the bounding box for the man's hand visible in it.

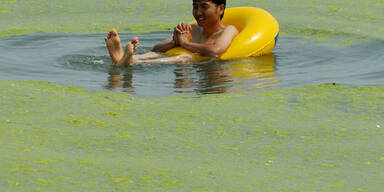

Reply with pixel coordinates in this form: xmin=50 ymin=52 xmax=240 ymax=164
xmin=173 ymin=23 xmax=192 ymax=46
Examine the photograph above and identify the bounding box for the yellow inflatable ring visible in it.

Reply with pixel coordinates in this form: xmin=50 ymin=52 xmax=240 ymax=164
xmin=164 ymin=7 xmax=279 ymax=60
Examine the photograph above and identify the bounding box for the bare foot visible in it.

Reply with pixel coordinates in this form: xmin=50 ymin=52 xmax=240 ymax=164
xmin=116 ymin=41 xmax=137 ymax=66
xmin=131 ymin=36 xmax=139 ymax=52
xmin=105 ymin=29 xmax=123 ymax=64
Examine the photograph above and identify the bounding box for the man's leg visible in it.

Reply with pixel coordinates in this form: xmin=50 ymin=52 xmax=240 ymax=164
xmin=117 ymin=43 xmax=192 ymax=65
xmin=134 ymin=52 xmax=162 ymax=60
xmin=106 ymin=29 xmax=194 ymax=66
xmin=137 ymin=54 xmax=193 ymax=64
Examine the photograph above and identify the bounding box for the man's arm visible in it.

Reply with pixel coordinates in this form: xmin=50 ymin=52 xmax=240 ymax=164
xmin=151 ymin=37 xmax=177 ymax=52
xmin=178 ymin=25 xmax=239 ymax=57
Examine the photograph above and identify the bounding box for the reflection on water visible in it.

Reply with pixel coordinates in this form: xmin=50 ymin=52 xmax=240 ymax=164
xmin=174 ymin=64 xmax=196 ymax=94
xmin=197 ymin=54 xmax=279 ymax=93
xmin=105 ymin=70 xmax=135 ymax=94
xmin=105 ymin=54 xmax=278 ymax=95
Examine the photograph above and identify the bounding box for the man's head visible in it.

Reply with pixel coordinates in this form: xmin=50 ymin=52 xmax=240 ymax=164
xmin=193 ymin=0 xmax=226 ymax=19
xmin=192 ymin=0 xmax=226 ymax=27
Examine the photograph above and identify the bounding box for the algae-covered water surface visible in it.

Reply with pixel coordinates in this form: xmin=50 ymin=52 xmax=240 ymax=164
xmin=1 ymin=0 xmax=384 ymax=191
xmin=1 ymin=81 xmax=384 ymax=191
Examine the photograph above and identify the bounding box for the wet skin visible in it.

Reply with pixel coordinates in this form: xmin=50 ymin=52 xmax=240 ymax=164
xmin=105 ymin=0 xmax=238 ymax=66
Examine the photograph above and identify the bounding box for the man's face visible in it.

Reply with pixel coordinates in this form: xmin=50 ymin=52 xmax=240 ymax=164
xmin=192 ymin=0 xmax=223 ymax=27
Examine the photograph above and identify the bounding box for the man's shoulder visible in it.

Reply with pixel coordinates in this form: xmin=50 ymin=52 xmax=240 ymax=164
xmin=223 ymin=25 xmax=239 ymax=34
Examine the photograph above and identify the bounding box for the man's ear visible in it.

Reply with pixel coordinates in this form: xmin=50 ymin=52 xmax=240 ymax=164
xmin=218 ymin=4 xmax=225 ymax=15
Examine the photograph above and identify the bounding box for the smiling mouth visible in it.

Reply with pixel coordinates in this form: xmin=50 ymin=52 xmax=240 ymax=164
xmin=197 ymin=18 xmax=205 ymax=23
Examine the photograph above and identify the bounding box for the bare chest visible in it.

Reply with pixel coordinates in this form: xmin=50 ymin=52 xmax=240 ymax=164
xmin=191 ymin=28 xmax=222 ymax=44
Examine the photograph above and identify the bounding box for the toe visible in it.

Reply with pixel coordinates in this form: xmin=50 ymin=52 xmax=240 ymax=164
xmin=110 ymin=29 xmax=118 ymax=36
xmin=131 ymin=37 xmax=139 ymax=43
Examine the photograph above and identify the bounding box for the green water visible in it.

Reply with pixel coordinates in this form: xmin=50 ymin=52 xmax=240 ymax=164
xmin=1 ymin=0 xmax=384 ymax=191
xmin=0 ymin=0 xmax=383 ymax=44
xmin=1 ymin=80 xmax=384 ymax=191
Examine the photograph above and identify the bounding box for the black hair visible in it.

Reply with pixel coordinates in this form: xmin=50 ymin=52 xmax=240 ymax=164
xmin=210 ymin=0 xmax=226 ymax=7
xmin=211 ymin=0 xmax=226 ymax=19
xmin=193 ymin=0 xmax=226 ymax=20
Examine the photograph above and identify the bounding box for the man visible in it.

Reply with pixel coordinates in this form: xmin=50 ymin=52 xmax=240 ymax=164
xmin=105 ymin=0 xmax=238 ymax=66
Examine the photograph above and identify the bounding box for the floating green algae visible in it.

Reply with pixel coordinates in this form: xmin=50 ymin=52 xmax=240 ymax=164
xmin=1 ymin=80 xmax=383 ymax=191
xmin=1 ymin=0 xmax=383 ymax=44
xmin=1 ymin=1 xmax=384 ymax=190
